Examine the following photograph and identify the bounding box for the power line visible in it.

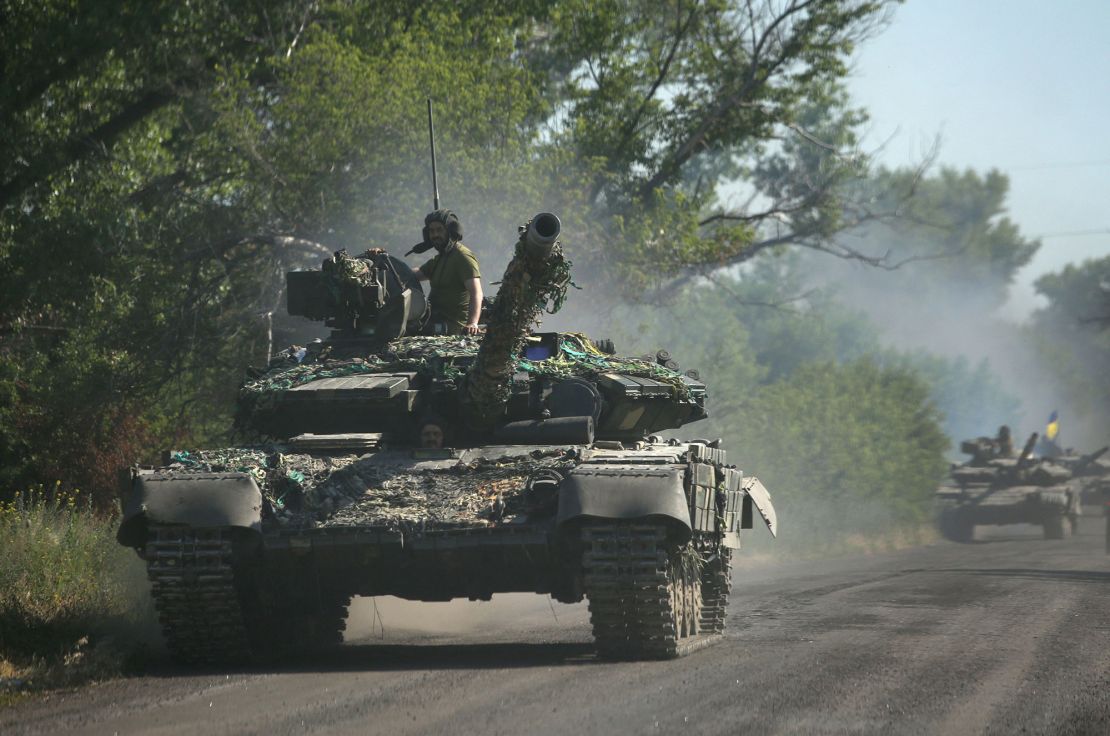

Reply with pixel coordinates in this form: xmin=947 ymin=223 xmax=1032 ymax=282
xmin=1036 ymin=229 xmax=1110 ymax=239
xmin=1007 ymin=159 xmax=1110 ymax=172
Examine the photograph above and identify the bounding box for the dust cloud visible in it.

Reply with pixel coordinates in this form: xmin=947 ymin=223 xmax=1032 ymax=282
xmin=800 ymin=252 xmax=1102 ymax=447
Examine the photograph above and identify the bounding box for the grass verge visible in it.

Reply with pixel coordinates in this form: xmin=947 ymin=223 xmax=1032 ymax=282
xmin=0 ymin=486 xmax=158 ymax=699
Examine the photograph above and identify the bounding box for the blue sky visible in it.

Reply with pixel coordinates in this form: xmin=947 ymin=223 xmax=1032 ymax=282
xmin=848 ymin=0 xmax=1110 ymax=317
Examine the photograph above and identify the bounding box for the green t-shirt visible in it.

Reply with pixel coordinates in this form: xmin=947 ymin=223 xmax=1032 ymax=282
xmin=420 ymin=243 xmax=481 ymax=332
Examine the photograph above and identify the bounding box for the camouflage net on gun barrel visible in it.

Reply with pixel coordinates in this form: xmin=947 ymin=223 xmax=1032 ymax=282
xmin=462 ymin=233 xmax=574 ymax=429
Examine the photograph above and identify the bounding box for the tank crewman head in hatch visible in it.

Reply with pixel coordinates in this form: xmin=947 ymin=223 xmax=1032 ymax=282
xmin=418 ymin=414 xmax=447 ymax=449
xmin=997 ymin=425 xmax=1014 ymax=457
xmin=409 ymin=209 xmax=483 ymax=336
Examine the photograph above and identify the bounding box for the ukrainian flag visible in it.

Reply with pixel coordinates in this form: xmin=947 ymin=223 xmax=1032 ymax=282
xmin=1045 ymin=410 xmax=1060 ymax=441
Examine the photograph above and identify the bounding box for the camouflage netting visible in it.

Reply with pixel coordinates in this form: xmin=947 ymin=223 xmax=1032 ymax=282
xmin=168 ymin=446 xmax=577 ymax=531
xmin=237 ymin=333 xmax=693 ymax=428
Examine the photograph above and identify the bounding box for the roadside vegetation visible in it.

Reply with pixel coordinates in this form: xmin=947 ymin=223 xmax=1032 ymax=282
xmin=0 ymin=487 xmax=155 ymax=698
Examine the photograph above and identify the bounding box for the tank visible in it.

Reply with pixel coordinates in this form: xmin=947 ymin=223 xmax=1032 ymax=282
xmin=935 ymin=429 xmax=1080 ymax=542
xmin=1051 ymin=446 xmax=1110 ymax=508
xmin=117 ymin=213 xmax=778 ymax=663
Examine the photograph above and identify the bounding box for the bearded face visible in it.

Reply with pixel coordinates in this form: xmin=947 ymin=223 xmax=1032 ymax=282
xmin=427 ymin=221 xmax=449 ymax=251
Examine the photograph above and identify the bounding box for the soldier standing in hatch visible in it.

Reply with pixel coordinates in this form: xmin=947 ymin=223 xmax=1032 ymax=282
xmin=409 ymin=209 xmax=483 ymax=335
xmin=997 ymin=425 xmax=1014 ymax=457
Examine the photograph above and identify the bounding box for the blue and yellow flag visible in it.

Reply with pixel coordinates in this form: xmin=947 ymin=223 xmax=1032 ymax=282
xmin=1045 ymin=410 xmax=1060 ymax=441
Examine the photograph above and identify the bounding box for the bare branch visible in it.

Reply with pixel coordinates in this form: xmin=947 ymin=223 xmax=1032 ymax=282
xmin=639 ymin=0 xmax=822 ymax=196
xmin=705 ymin=272 xmax=818 ymax=312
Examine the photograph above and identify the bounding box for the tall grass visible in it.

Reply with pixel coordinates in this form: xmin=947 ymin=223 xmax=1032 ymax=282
xmin=0 ymin=485 xmax=156 ymax=690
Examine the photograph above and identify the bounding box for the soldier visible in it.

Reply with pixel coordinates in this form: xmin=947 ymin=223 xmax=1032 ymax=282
xmin=409 ymin=209 xmax=483 ymax=335
xmin=997 ymin=425 xmax=1014 ymax=457
xmin=418 ymin=415 xmax=447 ymax=449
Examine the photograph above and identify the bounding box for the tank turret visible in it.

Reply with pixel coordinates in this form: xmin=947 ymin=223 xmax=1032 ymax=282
xmin=238 ymin=213 xmax=707 ymax=444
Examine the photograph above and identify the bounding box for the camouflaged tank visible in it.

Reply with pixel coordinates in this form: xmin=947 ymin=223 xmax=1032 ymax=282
xmin=936 ymin=431 xmax=1080 ymax=542
xmin=1052 ymin=446 xmax=1110 ymax=509
xmin=117 ymin=213 xmax=778 ymax=664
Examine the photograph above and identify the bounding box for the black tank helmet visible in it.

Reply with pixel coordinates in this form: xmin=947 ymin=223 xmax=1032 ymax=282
xmin=411 ymin=209 xmax=462 ymax=254
xmin=423 ymin=209 xmax=462 ymax=240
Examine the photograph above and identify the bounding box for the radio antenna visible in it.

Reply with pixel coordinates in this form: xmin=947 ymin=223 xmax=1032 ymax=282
xmin=427 ymin=98 xmax=440 ymax=210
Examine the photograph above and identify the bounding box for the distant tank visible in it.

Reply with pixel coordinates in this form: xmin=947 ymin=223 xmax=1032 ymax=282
xmin=117 ymin=213 xmax=777 ymax=663
xmin=936 ymin=429 xmax=1080 ymax=542
xmin=1051 ymin=446 xmax=1110 ymax=508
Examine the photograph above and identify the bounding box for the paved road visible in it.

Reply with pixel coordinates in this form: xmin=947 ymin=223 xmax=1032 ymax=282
xmin=5 ymin=521 xmax=1110 ymax=735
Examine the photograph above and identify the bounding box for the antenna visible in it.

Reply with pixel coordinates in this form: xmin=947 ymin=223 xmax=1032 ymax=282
xmin=427 ymin=98 xmax=439 ymax=210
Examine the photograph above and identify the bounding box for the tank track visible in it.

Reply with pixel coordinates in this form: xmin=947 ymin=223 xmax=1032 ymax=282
xmin=698 ymin=547 xmax=732 ymax=635
xmin=582 ymin=523 xmax=719 ymax=659
xmin=147 ymin=526 xmax=351 ymax=664
xmin=146 ymin=526 xmax=253 ymax=665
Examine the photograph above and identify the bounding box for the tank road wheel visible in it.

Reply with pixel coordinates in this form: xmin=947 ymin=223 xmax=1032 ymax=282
xmin=146 ymin=525 xmax=254 ymax=665
xmin=698 ymin=549 xmax=733 ymax=635
xmin=581 ymin=523 xmax=707 ymax=660
xmin=1043 ymin=515 xmax=1066 ymax=540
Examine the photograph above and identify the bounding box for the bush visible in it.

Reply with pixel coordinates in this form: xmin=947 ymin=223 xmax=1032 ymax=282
xmin=0 ymin=486 xmax=155 ymax=688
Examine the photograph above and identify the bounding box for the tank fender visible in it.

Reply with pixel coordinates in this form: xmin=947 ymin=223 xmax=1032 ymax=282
xmin=117 ymin=471 xmax=264 ymax=548
xmin=741 ymin=476 xmax=778 ymax=537
xmin=556 ymin=466 xmax=692 ymax=539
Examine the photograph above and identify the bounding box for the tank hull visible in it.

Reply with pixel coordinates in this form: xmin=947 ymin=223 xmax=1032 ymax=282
xmin=126 ymin=440 xmax=776 ymax=663
xmin=936 ymin=484 xmax=1079 ymax=542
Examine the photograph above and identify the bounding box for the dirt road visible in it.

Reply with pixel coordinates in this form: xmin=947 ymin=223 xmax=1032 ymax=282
xmin=5 ymin=521 xmax=1109 ymax=735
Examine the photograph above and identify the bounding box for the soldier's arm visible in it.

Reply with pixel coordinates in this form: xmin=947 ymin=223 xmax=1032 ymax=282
xmin=465 ymin=277 xmax=483 ymax=334
xmin=411 ymin=268 xmax=430 ymax=282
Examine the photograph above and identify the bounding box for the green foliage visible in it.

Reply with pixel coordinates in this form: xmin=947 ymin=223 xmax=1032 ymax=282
xmin=541 ymin=1 xmax=897 ymax=293
xmin=1030 ymin=256 xmax=1110 ymax=438
xmin=0 ymin=486 xmax=153 ymax=682
xmin=0 ymin=2 xmax=557 ymax=500
xmin=730 ymin=360 xmax=949 ymax=544
xmin=886 ymin=352 xmax=1021 ymax=453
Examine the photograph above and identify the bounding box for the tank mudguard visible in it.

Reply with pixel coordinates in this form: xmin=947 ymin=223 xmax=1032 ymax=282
xmin=556 ymin=466 xmax=692 ymax=537
xmin=741 ymin=476 xmax=778 ymax=537
xmin=117 ymin=472 xmax=264 ymax=548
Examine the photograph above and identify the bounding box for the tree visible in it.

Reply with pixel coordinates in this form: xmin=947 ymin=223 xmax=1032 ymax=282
xmin=538 ymin=0 xmax=903 ymax=295
xmin=1029 ymin=256 xmax=1110 ymax=440
xmin=0 ymin=2 xmax=557 ymax=499
xmin=0 ymin=0 xmax=909 ymax=500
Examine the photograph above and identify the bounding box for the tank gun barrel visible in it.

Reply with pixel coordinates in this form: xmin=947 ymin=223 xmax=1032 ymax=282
xmin=1016 ymin=432 xmax=1039 ymax=471
xmin=463 ymin=213 xmax=569 ymax=431
xmin=523 ymin=212 xmax=560 ymax=259
xmin=1075 ymin=446 xmax=1109 ymax=474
